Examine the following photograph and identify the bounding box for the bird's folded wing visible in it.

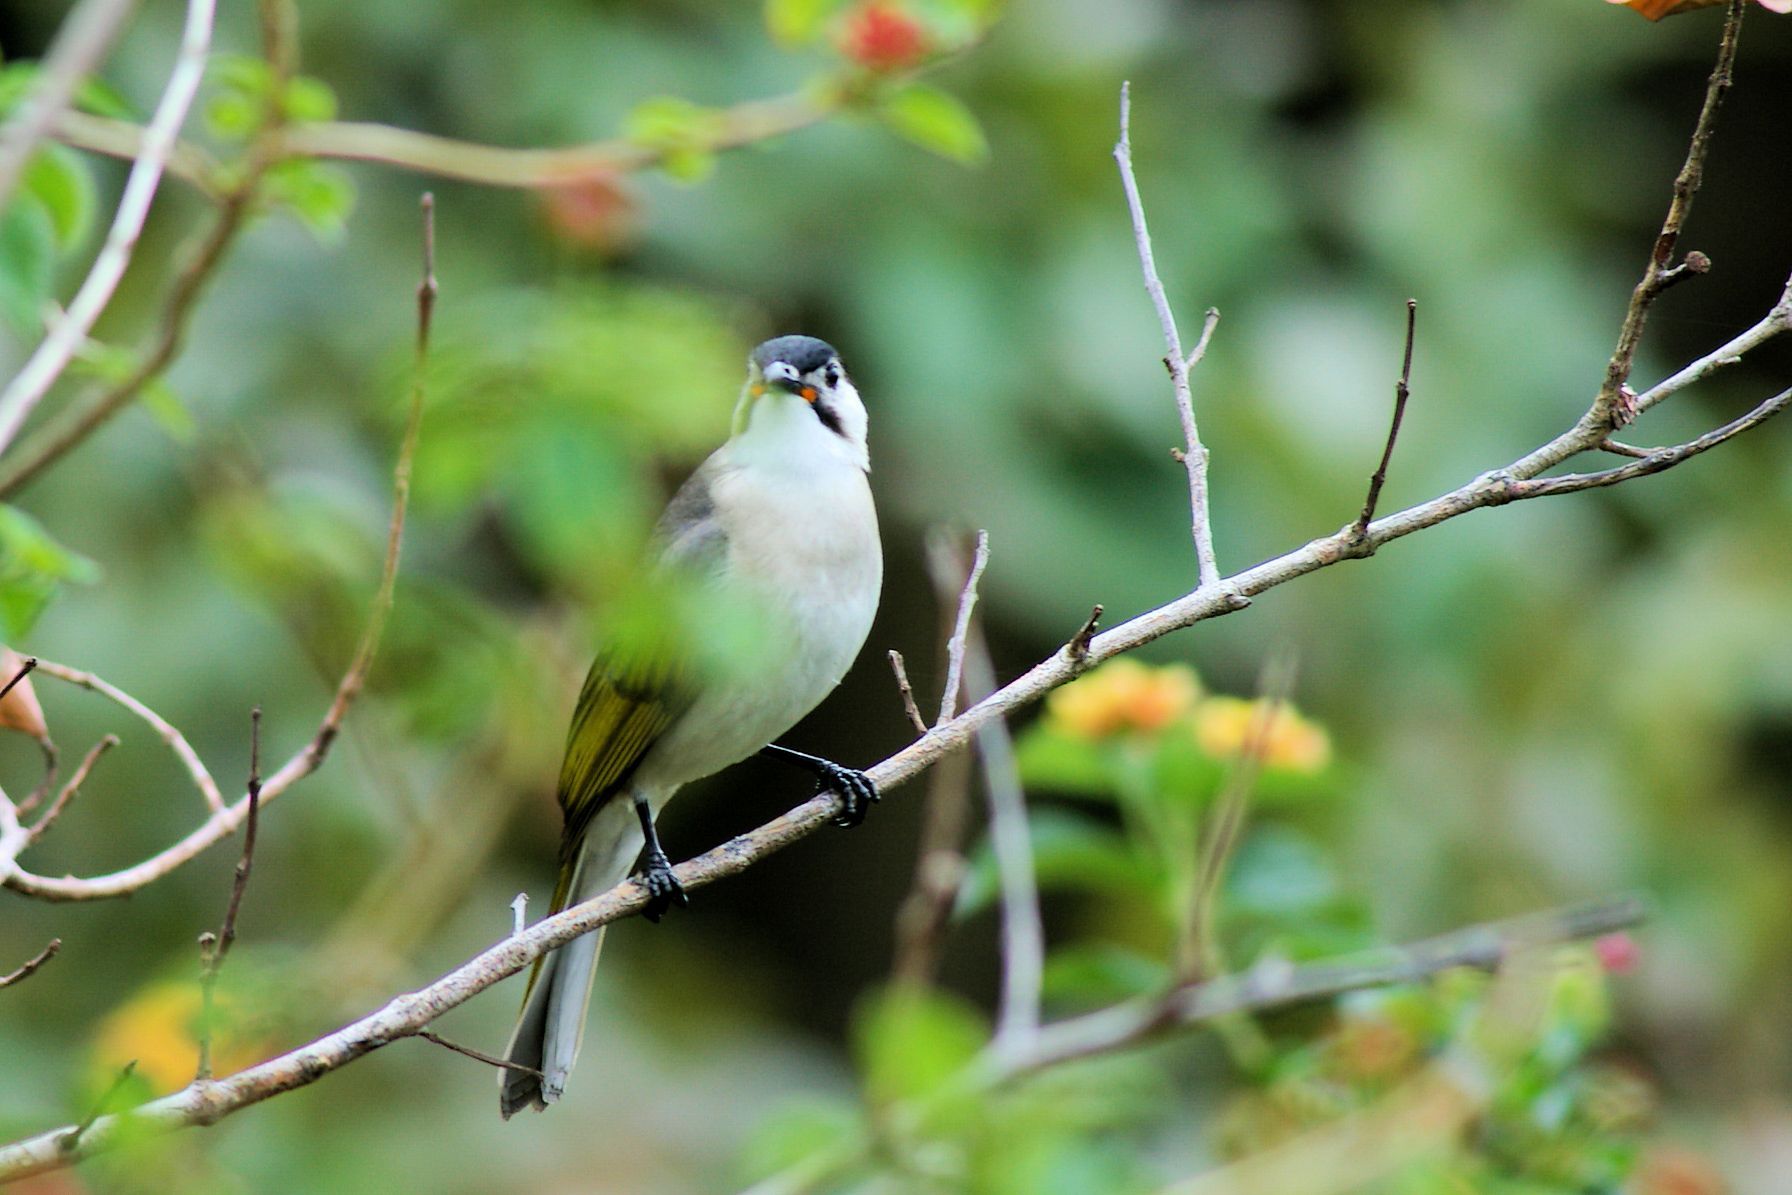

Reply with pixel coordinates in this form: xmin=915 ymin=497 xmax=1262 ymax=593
xmin=555 ymin=652 xmax=684 ymax=871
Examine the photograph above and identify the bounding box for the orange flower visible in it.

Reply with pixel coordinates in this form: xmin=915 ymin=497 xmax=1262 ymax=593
xmin=1046 ymin=659 xmax=1200 ymax=740
xmin=1634 ymin=1146 xmax=1727 ymax=1195
xmin=1193 ymin=696 xmax=1331 ymax=773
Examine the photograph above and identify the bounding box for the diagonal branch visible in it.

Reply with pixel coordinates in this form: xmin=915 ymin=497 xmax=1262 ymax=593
xmin=0 ymin=0 xmax=216 ymax=458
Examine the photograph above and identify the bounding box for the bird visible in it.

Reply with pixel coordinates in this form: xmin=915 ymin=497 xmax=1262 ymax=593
xmin=499 ymin=334 xmax=883 ymax=1117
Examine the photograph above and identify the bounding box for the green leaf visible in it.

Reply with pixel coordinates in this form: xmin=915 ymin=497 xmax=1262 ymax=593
xmin=0 ymin=193 xmax=56 ymax=334
xmin=1040 ymin=944 xmax=1168 ymax=1008
xmin=852 ymin=985 xmax=987 ymax=1108
xmin=956 ymin=807 xmax=1155 ymax=917
xmin=880 ymin=83 xmax=988 ymax=165
xmin=283 ymin=75 xmax=338 ymax=124
xmin=262 ymin=159 xmax=356 ymax=241
xmin=0 ymin=505 xmax=99 ymax=638
xmin=22 ymin=145 xmax=95 ymax=249
xmin=765 ymin=0 xmax=848 ymax=45
xmin=1224 ymin=827 xmax=1340 ymax=919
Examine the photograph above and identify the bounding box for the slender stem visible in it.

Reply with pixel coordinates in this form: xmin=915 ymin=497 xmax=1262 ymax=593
xmin=933 ymin=530 xmax=990 ymax=726
xmin=1116 ymin=83 xmax=1221 ymax=587
xmin=1350 ymin=300 xmax=1418 ymax=545
xmin=1593 ymin=0 xmax=1745 ymax=426
xmin=0 ymin=0 xmax=216 ymax=457
xmin=886 ymin=649 xmax=929 ymax=737
xmin=0 ymin=938 xmax=61 ymax=989
xmin=24 ymin=734 xmax=118 ymax=845
xmin=965 ymin=628 xmax=1043 ymax=1060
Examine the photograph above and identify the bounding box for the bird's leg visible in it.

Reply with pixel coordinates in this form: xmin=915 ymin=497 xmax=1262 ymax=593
xmin=632 ymin=792 xmax=688 ymax=923
xmin=760 ymin=743 xmax=879 ymax=828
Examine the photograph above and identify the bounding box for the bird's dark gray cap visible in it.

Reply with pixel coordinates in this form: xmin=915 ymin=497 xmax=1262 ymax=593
xmin=752 ymin=335 xmax=838 ymax=375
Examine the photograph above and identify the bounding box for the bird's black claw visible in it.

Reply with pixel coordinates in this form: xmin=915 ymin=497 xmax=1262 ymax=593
xmin=637 ymin=850 xmax=688 ymax=923
xmin=820 ymin=763 xmax=879 ymax=829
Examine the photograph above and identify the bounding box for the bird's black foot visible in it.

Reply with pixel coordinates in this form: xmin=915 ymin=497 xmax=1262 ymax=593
xmin=760 ymin=743 xmax=880 ymax=828
xmin=637 ymin=849 xmax=688 ymax=923
xmin=819 ymin=761 xmax=879 ymax=829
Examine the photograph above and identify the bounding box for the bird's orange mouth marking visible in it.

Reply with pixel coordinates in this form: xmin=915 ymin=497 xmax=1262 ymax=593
xmin=799 ymin=386 xmax=818 ymax=402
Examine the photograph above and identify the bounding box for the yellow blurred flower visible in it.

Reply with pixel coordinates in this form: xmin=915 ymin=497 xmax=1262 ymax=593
xmin=1046 ymin=659 xmax=1201 ymax=740
xmin=1193 ymin=696 xmax=1332 ymax=773
xmin=90 ymin=980 xmax=264 ymax=1095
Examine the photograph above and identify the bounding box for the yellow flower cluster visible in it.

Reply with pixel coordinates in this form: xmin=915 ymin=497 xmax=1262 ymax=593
xmin=1193 ymin=696 xmax=1332 ymax=773
xmin=1046 ymin=659 xmax=1201 ymax=739
xmin=1046 ymin=660 xmax=1331 ymax=775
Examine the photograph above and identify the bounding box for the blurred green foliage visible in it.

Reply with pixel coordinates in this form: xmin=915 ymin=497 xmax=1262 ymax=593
xmin=1 ymin=0 xmax=1790 ymax=1192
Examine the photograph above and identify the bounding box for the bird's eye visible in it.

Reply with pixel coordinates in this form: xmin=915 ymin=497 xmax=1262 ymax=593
xmin=823 ymin=364 xmax=840 ymax=388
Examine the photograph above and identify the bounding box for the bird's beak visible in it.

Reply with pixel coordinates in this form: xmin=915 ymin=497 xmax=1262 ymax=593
xmin=760 ymin=362 xmax=815 ymax=401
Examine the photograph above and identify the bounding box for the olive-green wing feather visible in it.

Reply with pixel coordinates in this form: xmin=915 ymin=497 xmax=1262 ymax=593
xmin=554 ymin=654 xmax=685 ymax=871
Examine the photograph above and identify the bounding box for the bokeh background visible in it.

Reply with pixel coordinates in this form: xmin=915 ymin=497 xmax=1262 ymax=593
xmin=3 ymin=0 xmax=1792 ymax=1191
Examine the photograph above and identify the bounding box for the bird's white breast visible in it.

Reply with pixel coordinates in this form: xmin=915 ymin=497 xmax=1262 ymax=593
xmin=634 ymin=407 xmax=881 ymax=795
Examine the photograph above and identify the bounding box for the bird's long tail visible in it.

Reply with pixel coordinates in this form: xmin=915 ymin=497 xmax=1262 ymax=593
xmin=499 ymin=801 xmax=642 ymax=1117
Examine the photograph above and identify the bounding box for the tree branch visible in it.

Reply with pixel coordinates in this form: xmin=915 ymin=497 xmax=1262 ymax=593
xmin=195 ymin=708 xmax=262 ymax=1082
xmin=1593 ymin=0 xmax=1745 ymax=427
xmin=50 ymin=89 xmax=833 ymax=191
xmin=0 ymin=0 xmax=297 ymax=498
xmin=0 ymin=194 xmax=433 ymax=902
xmin=0 ymin=0 xmax=216 ymax=458
xmin=0 ymin=938 xmax=61 ymax=990
xmin=964 ymin=626 xmax=1043 ymax=1062
xmin=886 ymin=649 xmax=929 ymax=737
xmin=1348 ymin=300 xmax=1418 ymax=550
xmin=989 ymin=895 xmax=1646 ymax=1081
xmin=932 ymin=530 xmax=990 ymax=726
xmin=1116 ymin=82 xmax=1222 ymax=588
xmin=24 ymin=734 xmax=117 ymax=845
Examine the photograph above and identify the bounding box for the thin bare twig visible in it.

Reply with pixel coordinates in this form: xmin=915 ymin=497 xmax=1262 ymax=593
xmin=27 ymin=660 xmax=223 ymax=813
xmin=1349 ymin=300 xmax=1418 ymax=548
xmin=196 ymin=708 xmax=262 ymax=1082
xmin=0 ymin=0 xmax=139 ymax=211
xmin=1593 ymin=0 xmax=1745 ymax=428
xmin=1597 ymin=438 xmax=1652 ymax=459
xmin=1116 ymin=82 xmax=1221 ymax=588
xmin=25 ymin=734 xmax=118 ymax=845
xmin=0 ymin=938 xmax=61 ymax=989
xmin=887 ymin=649 xmax=928 ymax=737
xmin=1511 ymin=386 xmax=1791 ymax=500
xmin=0 ymin=0 xmax=216 ymax=458
xmin=0 ymin=655 xmax=38 ymax=704
xmin=1 ymin=193 xmax=434 ymax=903
xmin=0 ymin=0 xmax=296 ymax=499
xmin=416 ymin=1029 xmax=542 ymax=1078
xmin=932 ymin=530 xmax=990 ymax=726
xmin=964 ymin=627 xmax=1043 ymax=1061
